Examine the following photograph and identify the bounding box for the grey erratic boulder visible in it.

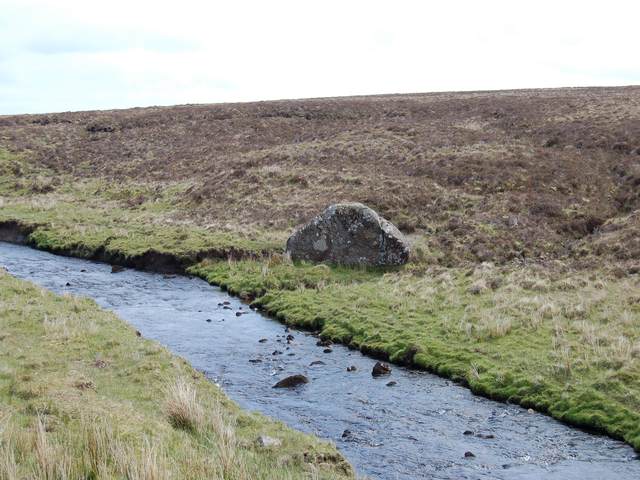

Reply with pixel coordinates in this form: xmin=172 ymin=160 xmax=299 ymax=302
xmin=286 ymin=203 xmax=410 ymax=266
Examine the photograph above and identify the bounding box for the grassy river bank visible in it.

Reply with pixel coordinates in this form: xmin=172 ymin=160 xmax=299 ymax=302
xmin=0 ymin=268 xmax=352 ymax=479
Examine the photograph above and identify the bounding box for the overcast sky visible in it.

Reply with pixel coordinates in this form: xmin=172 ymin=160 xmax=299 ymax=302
xmin=1 ymin=0 xmax=639 ymax=115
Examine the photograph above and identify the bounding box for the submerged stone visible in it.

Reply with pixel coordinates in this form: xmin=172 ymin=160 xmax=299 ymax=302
xmin=273 ymin=374 xmax=309 ymax=388
xmin=285 ymin=203 xmax=410 ymax=266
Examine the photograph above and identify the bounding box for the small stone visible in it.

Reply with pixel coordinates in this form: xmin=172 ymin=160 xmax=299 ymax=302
xmin=249 ymin=359 xmax=262 ymax=363
xmin=272 ymin=350 xmax=283 ymax=356
xmin=386 ymin=381 xmax=397 ymax=387
xmin=316 ymin=339 xmax=332 ymax=347
xmin=205 ymin=318 xmax=212 ymax=322
xmin=347 ymin=365 xmax=357 ymax=372
xmin=93 ymin=359 xmax=108 ymax=368
xmin=223 ymin=301 xmax=230 ymax=305
xmin=223 ymin=306 xmax=232 ymax=310
xmin=256 ymin=435 xmax=282 ymax=447
xmin=273 ymin=374 xmax=309 ymax=388
xmin=80 ymin=269 xmax=87 ymax=273
xmin=527 ymin=408 xmax=534 ymax=414
xmin=310 ymin=360 xmax=326 ymax=366
xmin=286 ymin=334 xmax=295 ymax=342
xmin=65 ymin=282 xmax=71 ymax=286
xmin=463 ymin=430 xmax=474 ymax=436
xmin=258 ymin=338 xmax=268 ymax=343
xmin=235 ymin=311 xmax=242 ymax=317
xmin=341 ymin=429 xmax=352 ymax=438
xmin=477 ymin=433 xmax=495 ymax=439
xmin=135 ymin=330 xmax=142 ymax=337
xmin=323 ymin=348 xmax=333 ymax=353
xmin=372 ymin=362 xmax=392 ymax=377
xmin=464 ymin=451 xmax=475 ymax=458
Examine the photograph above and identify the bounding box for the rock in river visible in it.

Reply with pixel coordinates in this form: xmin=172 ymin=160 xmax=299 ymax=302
xmin=285 ymin=203 xmax=410 ymax=266
xmin=372 ymin=362 xmax=392 ymax=377
xmin=273 ymin=374 xmax=309 ymax=388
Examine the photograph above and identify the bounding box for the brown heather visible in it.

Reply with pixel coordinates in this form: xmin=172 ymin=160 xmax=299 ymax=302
xmin=1 ymin=86 xmax=640 ymax=268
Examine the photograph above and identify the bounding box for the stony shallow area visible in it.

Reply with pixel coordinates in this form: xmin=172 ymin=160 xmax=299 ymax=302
xmin=2 ymin=241 xmax=639 ymax=480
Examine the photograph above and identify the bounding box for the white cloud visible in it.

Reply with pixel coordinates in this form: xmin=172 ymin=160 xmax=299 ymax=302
xmin=0 ymin=0 xmax=638 ymax=114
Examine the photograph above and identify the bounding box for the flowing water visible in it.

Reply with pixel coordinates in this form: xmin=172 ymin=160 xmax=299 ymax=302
xmin=1 ymin=242 xmax=638 ymax=480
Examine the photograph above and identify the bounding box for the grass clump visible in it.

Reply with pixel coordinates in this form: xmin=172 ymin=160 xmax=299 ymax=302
xmin=0 ymin=270 xmax=353 ymax=479
xmin=164 ymin=378 xmax=204 ymax=432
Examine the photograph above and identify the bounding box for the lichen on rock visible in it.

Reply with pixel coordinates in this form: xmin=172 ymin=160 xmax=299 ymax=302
xmin=285 ymin=203 xmax=410 ymax=266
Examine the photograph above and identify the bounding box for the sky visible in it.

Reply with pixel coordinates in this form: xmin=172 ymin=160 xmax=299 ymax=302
xmin=1 ymin=0 xmax=639 ymax=115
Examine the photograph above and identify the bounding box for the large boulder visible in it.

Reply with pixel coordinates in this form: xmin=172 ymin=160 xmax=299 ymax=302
xmin=286 ymin=203 xmax=410 ymax=266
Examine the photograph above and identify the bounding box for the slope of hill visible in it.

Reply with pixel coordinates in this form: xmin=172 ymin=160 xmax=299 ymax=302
xmin=2 ymin=86 xmax=640 ymax=266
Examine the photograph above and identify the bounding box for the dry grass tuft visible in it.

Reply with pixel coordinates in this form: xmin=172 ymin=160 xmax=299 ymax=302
xmin=164 ymin=378 xmax=204 ymax=432
xmin=125 ymin=441 xmax=169 ymax=480
xmin=82 ymin=417 xmax=113 ymax=476
xmin=0 ymin=416 xmax=18 ymax=480
xmin=34 ymin=415 xmax=71 ymax=480
xmin=208 ymin=404 xmax=241 ymax=477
